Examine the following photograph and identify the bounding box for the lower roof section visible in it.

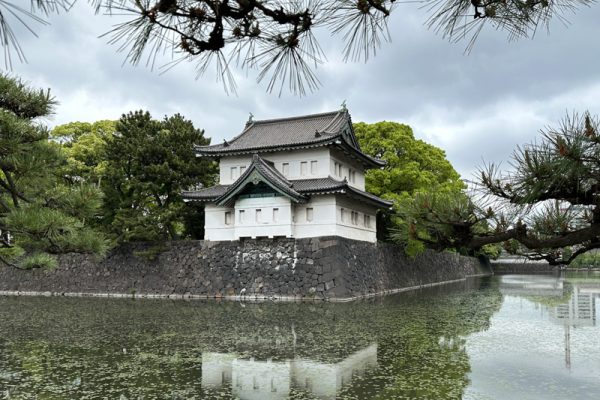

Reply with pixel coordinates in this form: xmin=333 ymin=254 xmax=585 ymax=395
xmin=183 ymin=177 xmax=393 ymax=209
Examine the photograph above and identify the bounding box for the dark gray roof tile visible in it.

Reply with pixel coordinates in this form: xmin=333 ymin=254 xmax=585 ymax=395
xmin=184 ymin=175 xmax=392 ymax=208
xmin=197 ymin=110 xmax=347 ymax=154
xmin=182 ymin=185 xmax=228 ymax=201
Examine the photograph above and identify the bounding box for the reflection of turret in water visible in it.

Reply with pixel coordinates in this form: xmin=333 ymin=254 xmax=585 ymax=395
xmin=201 ymin=344 xmax=378 ymax=400
xmin=550 ymin=285 xmax=597 ymax=327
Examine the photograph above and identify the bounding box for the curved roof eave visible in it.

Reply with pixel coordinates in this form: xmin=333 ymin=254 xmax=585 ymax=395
xmin=215 ymin=154 xmax=306 ymax=207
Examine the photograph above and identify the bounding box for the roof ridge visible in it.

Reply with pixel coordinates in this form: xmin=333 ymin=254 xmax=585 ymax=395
xmin=253 ymin=154 xmax=292 ymax=187
xmin=251 ymin=110 xmax=341 ymax=125
xmin=319 ymin=110 xmax=347 ymax=133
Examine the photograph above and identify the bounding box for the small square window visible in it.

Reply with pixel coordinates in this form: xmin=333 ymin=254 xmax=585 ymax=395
xmin=306 ymin=207 xmax=314 ymax=222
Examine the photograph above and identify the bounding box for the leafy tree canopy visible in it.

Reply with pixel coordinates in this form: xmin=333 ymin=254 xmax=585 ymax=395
xmin=355 ymin=121 xmax=464 ymax=204
xmin=402 ymin=111 xmax=600 ymax=265
xmin=1 ymin=0 xmax=593 ymax=93
xmin=101 ymin=110 xmax=217 ymax=242
xmin=354 ymin=121 xmax=468 ymax=250
xmin=51 ymin=120 xmax=117 ymax=185
xmin=0 ymin=74 xmax=109 ymax=268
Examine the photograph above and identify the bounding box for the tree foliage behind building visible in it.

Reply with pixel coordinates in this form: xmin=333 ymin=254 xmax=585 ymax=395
xmin=52 ymin=111 xmax=217 ymax=243
xmin=354 ymin=121 xmax=466 ymax=250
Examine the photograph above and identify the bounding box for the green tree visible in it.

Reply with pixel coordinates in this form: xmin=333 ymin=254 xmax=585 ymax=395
xmin=402 ymin=111 xmax=600 ymax=265
xmin=0 ymin=74 xmax=109 ymax=268
xmin=354 ymin=121 xmax=465 ymax=245
xmin=50 ymin=120 xmax=116 ymax=185
xmin=102 ymin=110 xmax=216 ymax=242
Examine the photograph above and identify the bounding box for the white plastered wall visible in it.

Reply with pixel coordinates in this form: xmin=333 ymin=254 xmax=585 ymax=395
xmin=334 ymin=196 xmax=378 ymax=242
xmin=234 ymin=196 xmax=293 ymax=239
xmin=204 ymin=203 xmax=235 ymax=241
xmin=329 ymin=149 xmax=366 ymax=191
xmin=217 ymin=148 xmax=334 ymax=185
xmin=205 ymin=194 xmax=379 ymax=242
xmin=292 ymin=195 xmax=337 ymax=239
xmin=292 ymin=195 xmax=378 ymax=242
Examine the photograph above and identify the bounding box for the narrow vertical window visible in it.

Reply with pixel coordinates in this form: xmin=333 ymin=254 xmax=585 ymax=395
xmin=300 ymin=161 xmax=308 ymax=176
xmin=273 ymin=208 xmax=279 ymax=223
xmin=364 ymin=214 xmax=370 ymax=228
xmin=230 ymin=166 xmax=238 ymax=180
xmin=305 ymin=377 xmax=313 ymax=391
xmin=255 ymin=209 xmax=262 ymax=223
xmin=239 ymin=209 xmax=245 ymax=223
xmin=341 ymin=208 xmax=346 ymax=223
xmin=224 ymin=211 xmax=232 ymax=225
xmin=349 ymin=169 xmax=356 ymax=183
xmin=306 ymin=207 xmax=314 ymax=222
xmin=311 ymin=160 xmax=317 ymax=175
xmin=337 ymin=163 xmax=343 ymax=177
xmin=351 ymin=211 xmax=358 ymax=225
xmin=282 ymin=162 xmax=290 ymax=176
xmin=240 ymin=165 xmax=246 ymax=175
xmin=271 ymin=377 xmax=277 ymax=393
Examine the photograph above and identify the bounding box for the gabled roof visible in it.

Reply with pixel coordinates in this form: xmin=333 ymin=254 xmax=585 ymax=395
xmin=196 ymin=110 xmax=385 ymax=169
xmin=183 ymin=174 xmax=393 ymax=209
xmin=214 ymin=154 xmax=306 ymax=207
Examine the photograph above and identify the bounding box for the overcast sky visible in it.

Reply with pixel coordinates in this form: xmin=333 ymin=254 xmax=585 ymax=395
xmin=10 ymin=2 xmax=600 ymax=179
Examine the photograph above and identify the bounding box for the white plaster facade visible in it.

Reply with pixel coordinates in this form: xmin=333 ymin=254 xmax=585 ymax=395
xmin=186 ymin=110 xmax=391 ymax=243
xmin=218 ymin=148 xmax=366 ymax=191
xmin=204 ymin=194 xmax=378 ymax=242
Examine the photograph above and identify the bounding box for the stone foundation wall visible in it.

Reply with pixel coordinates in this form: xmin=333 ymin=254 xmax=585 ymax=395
xmin=490 ymin=261 xmax=558 ymax=274
xmin=0 ymin=237 xmax=490 ymax=301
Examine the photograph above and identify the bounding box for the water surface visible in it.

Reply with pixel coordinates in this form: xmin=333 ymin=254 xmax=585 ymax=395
xmin=1 ymin=273 xmax=599 ymax=399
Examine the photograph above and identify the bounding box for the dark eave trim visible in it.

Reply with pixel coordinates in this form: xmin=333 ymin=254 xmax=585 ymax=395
xmin=195 ymin=135 xmax=339 ymax=157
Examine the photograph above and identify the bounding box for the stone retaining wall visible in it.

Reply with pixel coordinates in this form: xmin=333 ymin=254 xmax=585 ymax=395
xmin=0 ymin=237 xmax=491 ymax=301
xmin=490 ymin=262 xmax=559 ymax=274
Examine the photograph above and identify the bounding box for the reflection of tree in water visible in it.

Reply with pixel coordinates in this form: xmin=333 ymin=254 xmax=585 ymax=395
xmin=362 ymin=278 xmax=503 ymax=400
xmin=0 ymin=277 xmax=502 ymax=399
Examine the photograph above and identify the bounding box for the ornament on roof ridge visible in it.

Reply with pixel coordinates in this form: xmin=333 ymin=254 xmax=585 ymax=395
xmin=340 ymin=100 xmax=347 ymax=112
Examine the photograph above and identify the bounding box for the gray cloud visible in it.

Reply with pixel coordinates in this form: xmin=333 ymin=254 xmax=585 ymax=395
xmin=10 ymin=2 xmax=600 ymax=179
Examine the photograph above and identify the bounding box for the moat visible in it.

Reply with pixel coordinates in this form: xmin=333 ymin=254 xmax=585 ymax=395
xmin=1 ymin=273 xmax=599 ymax=399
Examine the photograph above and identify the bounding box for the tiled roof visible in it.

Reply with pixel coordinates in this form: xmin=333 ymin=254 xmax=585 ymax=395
xmin=215 ymin=154 xmax=306 ymax=207
xmin=183 ymin=175 xmax=393 ymax=209
xmin=197 ymin=109 xmax=385 ymax=168
xmin=197 ymin=111 xmax=348 ymax=155
xmin=182 ymin=185 xmax=228 ymax=200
